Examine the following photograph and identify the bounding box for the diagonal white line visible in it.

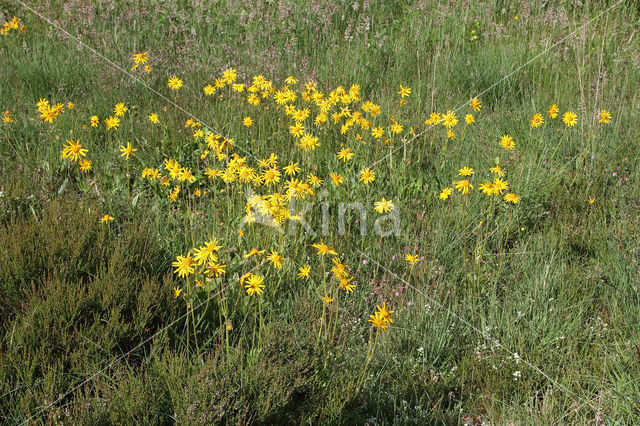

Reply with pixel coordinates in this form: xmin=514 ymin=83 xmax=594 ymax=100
xmin=358 ymin=250 xmax=586 ymax=403
xmin=369 ymin=0 xmax=624 ymax=168
xmin=14 ymin=0 xmax=257 ymax=160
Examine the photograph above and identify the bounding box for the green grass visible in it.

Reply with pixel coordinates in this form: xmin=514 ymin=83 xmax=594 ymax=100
xmin=1 ymin=0 xmax=640 ymax=423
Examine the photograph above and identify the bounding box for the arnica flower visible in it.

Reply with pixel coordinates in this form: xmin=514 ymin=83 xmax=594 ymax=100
xmin=500 ymin=135 xmax=515 ymax=150
xmin=458 ymin=166 xmax=474 ymax=177
xmin=562 ymin=111 xmax=578 ymax=127
xmin=454 ymin=179 xmax=473 ymax=195
xmin=172 ymin=254 xmax=195 ymax=278
xmin=492 ymin=178 xmax=509 ymax=194
xmin=469 ymin=97 xmax=482 ymax=111
xmin=398 ymin=85 xmax=411 ymax=98
xmin=424 ymin=112 xmax=441 ymax=125
xmin=193 ymin=239 xmax=222 ymax=265
xmin=119 ymin=142 xmax=137 ymax=160
xmin=504 ymin=193 xmax=520 ymax=204
xmin=100 ymin=214 xmax=115 ymax=224
xmin=371 ymin=126 xmax=384 ymax=139
xmin=439 ymin=187 xmax=453 ymax=200
xmin=321 ymin=295 xmax=334 ymax=304
xmin=374 ymin=198 xmax=394 ymax=213
xmin=490 ymin=165 xmax=505 ymax=176
xmin=168 ymin=75 xmax=183 ymax=90
xmin=441 ymin=110 xmax=458 ymax=128
xmin=244 ymin=248 xmax=266 ymax=259
xmin=405 ymin=254 xmax=419 ymax=264
xmin=478 ymin=182 xmax=494 ymax=195
xmin=90 ymin=115 xmax=99 ymax=127
xmin=149 ymin=113 xmax=159 ymax=124
xmin=79 ymin=158 xmax=92 ymax=173
xmin=339 ymin=277 xmax=355 ymax=293
xmin=173 ymin=286 xmax=182 ymax=298
xmin=297 ymin=265 xmax=311 ymax=278
xmin=465 ymin=114 xmax=475 ymax=125
xmin=205 ymin=262 xmax=226 ymax=278
xmin=60 ymin=139 xmax=88 ymax=163
xmin=104 ymin=116 xmax=120 ymax=130
xmin=530 ymin=113 xmax=544 ymax=128
xmin=267 ymin=251 xmax=284 ymax=269
xmin=359 ymin=168 xmax=375 ymax=184
xmin=312 ymin=240 xmax=337 ymax=256
xmin=547 ymin=104 xmax=559 ymax=118
xmin=244 ymin=274 xmax=265 ymax=296
xmin=284 ymin=162 xmax=300 ymax=176
xmin=336 ymin=147 xmax=354 ymax=162
xmin=598 ymin=110 xmax=611 ymax=124
xmin=329 ymin=173 xmax=343 ymax=186
xmin=113 ymin=102 xmax=128 ymax=117
xmin=243 ymin=116 xmax=253 ymax=127
xmin=368 ymin=312 xmax=388 ymax=331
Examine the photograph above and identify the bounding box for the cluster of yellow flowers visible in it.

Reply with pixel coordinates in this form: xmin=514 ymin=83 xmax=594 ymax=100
xmin=60 ymin=139 xmax=92 ymax=173
xmin=0 ymin=16 xmax=26 ymax=36
xmin=368 ymin=303 xmax=394 ymax=331
xmin=440 ymin=165 xmax=519 ymax=203
xmin=130 ymin=51 xmax=151 ymax=73
xmin=37 ymin=98 xmax=74 ymax=124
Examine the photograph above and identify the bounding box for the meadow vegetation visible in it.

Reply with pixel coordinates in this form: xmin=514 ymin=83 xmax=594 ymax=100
xmin=1 ymin=0 xmax=640 ymax=423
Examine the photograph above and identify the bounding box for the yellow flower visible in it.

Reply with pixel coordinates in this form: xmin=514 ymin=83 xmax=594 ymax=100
xmin=337 ymin=147 xmax=354 ymax=162
xmin=530 ymin=113 xmax=544 ymax=128
xmin=503 ymin=193 xmax=520 ymax=204
xmin=90 ymin=115 xmax=99 ymax=127
xmin=297 ymin=265 xmax=311 ymax=279
xmin=441 ymin=110 xmax=458 ymax=128
xmin=458 ymin=166 xmax=474 ymax=177
xmin=205 ymin=262 xmax=226 ymax=278
xmin=439 ymin=187 xmax=453 ymax=200
xmin=104 ymin=116 xmax=120 ymax=131
xmin=453 ymin=179 xmax=473 ymax=195
xmin=398 ymin=85 xmax=411 ymax=98
xmin=321 ymin=295 xmax=334 ymax=304
xmin=243 ymin=116 xmax=253 ymax=127
xmin=113 ymin=102 xmax=128 ymax=117
xmin=244 ymin=248 xmax=266 ymax=259
xmin=374 ymin=198 xmax=394 ymax=214
xmin=172 ymin=254 xmax=195 ymax=278
xmin=490 ymin=165 xmax=505 ymax=176
xmin=465 ymin=114 xmax=475 ymax=125
xmin=598 ymin=110 xmax=611 ymax=124
xmin=469 ymin=97 xmax=482 ymax=111
xmin=79 ymin=158 xmax=92 ymax=173
xmin=371 ymin=126 xmax=384 ymax=139
xmin=329 ymin=173 xmax=343 ymax=186
xmin=244 ymin=274 xmax=265 ymax=296
xmin=167 ymin=75 xmax=183 ymax=90
xmin=588 ymin=197 xmax=596 ymax=204
xmin=267 ymin=251 xmax=284 ymax=269
xmin=119 ymin=142 xmax=137 ymax=160
xmin=492 ymin=178 xmax=509 ymax=194
xmin=547 ymin=104 xmax=559 ymax=118
xmin=312 ymin=240 xmax=337 ymax=256
xmin=405 ymin=254 xmax=419 ymax=264
xmin=60 ymin=139 xmax=88 ymax=163
xmin=500 ymin=135 xmax=515 ymax=150
xmin=359 ymin=168 xmax=375 ymax=184
xmin=149 ymin=113 xmax=159 ymax=124
xmin=99 ymin=214 xmax=115 ymax=224
xmin=284 ymin=162 xmax=300 ymax=176
xmin=173 ymin=286 xmax=182 ymax=298
xmin=562 ymin=111 xmax=578 ymax=127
